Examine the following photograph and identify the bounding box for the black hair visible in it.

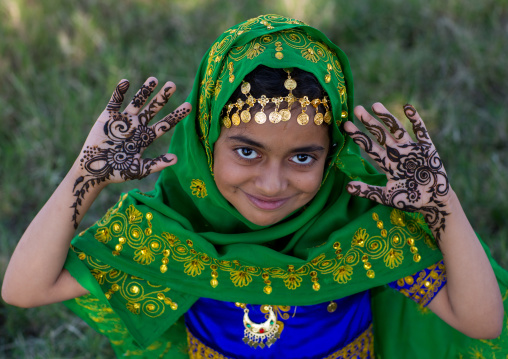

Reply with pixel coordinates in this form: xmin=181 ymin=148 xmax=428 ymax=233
xmin=227 ymin=65 xmax=329 ymax=113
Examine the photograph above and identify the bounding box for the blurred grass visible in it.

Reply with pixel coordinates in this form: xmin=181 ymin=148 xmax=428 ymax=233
xmin=0 ymin=0 xmax=507 ymax=357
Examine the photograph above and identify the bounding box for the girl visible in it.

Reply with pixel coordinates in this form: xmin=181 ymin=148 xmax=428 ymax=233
xmin=2 ymin=14 xmax=506 ymax=358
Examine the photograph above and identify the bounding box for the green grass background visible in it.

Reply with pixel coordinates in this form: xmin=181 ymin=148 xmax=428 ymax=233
xmin=1 ymin=0 xmax=507 ymax=357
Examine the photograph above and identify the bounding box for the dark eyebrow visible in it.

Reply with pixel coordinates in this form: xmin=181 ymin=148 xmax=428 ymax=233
xmin=227 ymin=135 xmax=266 ymax=149
xmin=227 ymin=135 xmax=326 ymax=153
xmin=292 ymin=145 xmax=326 ymax=153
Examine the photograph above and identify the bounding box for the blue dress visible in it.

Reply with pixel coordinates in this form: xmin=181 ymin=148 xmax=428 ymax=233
xmin=184 ymin=260 xmax=446 ymax=358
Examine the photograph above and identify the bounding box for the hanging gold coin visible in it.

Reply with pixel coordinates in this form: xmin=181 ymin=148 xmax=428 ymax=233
xmin=284 ymin=78 xmax=297 ymax=91
xmin=241 ymin=82 xmax=251 ymax=94
xmin=297 ymin=112 xmax=309 ymax=125
xmin=255 ymin=112 xmax=267 ymax=124
xmin=241 ymin=110 xmax=251 ymax=123
xmin=324 ymin=111 xmax=332 ymax=124
xmin=223 ymin=116 xmax=232 ymax=128
xmin=232 ymin=113 xmax=241 ymax=126
xmin=279 ymin=109 xmax=291 ymax=121
xmin=269 ymin=111 xmax=282 ymax=123
xmin=314 ymin=113 xmax=324 ymax=125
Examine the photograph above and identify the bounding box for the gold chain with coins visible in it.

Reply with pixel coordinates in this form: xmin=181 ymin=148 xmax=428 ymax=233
xmin=222 ymin=70 xmax=331 ymax=128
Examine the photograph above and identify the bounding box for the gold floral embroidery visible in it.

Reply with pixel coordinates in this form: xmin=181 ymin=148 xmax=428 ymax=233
xmin=73 ymin=295 xmax=128 ymax=340
xmin=126 ymin=204 xmax=143 ymax=224
xmin=133 ymin=246 xmax=155 ymax=265
xmin=246 ymin=42 xmax=265 ymax=59
xmin=94 ymin=228 xmax=111 ymax=243
xmin=91 ymin=269 xmax=107 ymax=285
xmin=214 ymin=80 xmax=222 ymax=98
xmin=302 ymin=47 xmax=319 ymax=62
xmin=230 ymin=269 xmax=253 ymax=287
xmin=334 ymin=265 xmax=353 ymax=284
xmin=384 ymin=249 xmax=404 ymax=269
xmin=72 ymin=295 xmax=174 ymax=357
xmin=184 ymin=256 xmax=205 ymax=277
xmin=71 ymin=246 xmax=175 ymax=318
xmin=352 ymin=228 xmax=368 ymax=247
xmin=283 ymin=272 xmax=303 ymax=290
xmin=86 ymin=205 xmax=436 ymax=294
xmin=190 ymin=179 xmax=207 ymax=198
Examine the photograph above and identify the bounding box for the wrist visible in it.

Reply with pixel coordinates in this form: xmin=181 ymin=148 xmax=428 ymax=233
xmin=440 ymin=187 xmax=458 ymax=214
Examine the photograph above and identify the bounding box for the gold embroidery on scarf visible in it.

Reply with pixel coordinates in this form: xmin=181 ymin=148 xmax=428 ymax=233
xmin=395 ymin=260 xmax=446 ymax=307
xmin=71 ymin=246 xmax=177 ymax=318
xmin=72 ymin=294 xmax=175 ymax=356
xmin=85 ymin=204 xmax=434 ymax=295
xmin=186 ymin=324 xmax=373 ymax=358
xmin=190 ymin=179 xmax=207 ymax=198
xmin=73 ymin=294 xmax=128 ymax=341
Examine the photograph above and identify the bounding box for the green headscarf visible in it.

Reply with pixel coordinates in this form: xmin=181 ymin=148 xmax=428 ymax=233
xmin=64 ymin=14 xmax=454 ymax=356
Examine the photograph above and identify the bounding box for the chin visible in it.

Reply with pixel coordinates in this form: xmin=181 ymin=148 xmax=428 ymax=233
xmin=238 ymin=211 xmax=280 ymax=227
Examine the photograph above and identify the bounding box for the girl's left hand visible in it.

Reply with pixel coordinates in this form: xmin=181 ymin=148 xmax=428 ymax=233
xmin=343 ymin=103 xmax=451 ymax=240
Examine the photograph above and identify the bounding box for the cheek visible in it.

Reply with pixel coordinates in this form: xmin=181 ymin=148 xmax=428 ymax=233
xmin=213 ymin=149 xmax=247 ymax=193
xmin=293 ymin=170 xmax=324 ymax=195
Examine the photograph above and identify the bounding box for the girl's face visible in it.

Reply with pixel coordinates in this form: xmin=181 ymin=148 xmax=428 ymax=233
xmin=213 ymin=108 xmax=330 ymax=226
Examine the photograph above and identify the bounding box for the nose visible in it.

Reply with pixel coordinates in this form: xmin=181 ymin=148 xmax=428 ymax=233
xmin=254 ymin=161 xmax=288 ymax=196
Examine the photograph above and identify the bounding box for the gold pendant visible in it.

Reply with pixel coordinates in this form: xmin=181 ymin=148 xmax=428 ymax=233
xmin=269 ymin=111 xmax=282 ymax=124
xmin=222 ymin=116 xmax=232 ymax=128
xmin=241 ymin=110 xmax=251 ymax=123
xmin=279 ymin=109 xmax=291 ymax=122
xmin=242 ymin=305 xmax=280 ymax=349
xmin=232 ymin=113 xmax=241 ymax=126
xmin=314 ymin=113 xmax=324 ymax=125
xmin=297 ymin=112 xmax=309 ymax=125
xmin=324 ymin=111 xmax=332 ymax=124
xmin=255 ymin=112 xmax=267 ymax=124
xmin=284 ymin=78 xmax=297 ymax=91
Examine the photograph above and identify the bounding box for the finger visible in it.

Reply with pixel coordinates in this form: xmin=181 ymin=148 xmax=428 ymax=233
xmin=137 ymin=81 xmax=177 ymax=126
xmin=343 ymin=121 xmax=387 ymax=167
xmin=106 ymin=79 xmax=130 ymax=112
xmin=371 ymin=103 xmax=412 ymax=143
xmin=354 ymin=105 xmax=390 ymax=146
xmin=403 ymin=104 xmax=432 ymax=145
xmin=139 ymin=154 xmax=178 ymax=179
xmin=347 ymin=181 xmax=387 ymax=205
xmin=124 ymin=77 xmax=158 ymax=115
xmin=152 ymin=102 xmax=192 ymax=137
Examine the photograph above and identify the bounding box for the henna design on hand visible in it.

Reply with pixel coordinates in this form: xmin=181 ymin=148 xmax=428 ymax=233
xmin=358 ymin=115 xmax=387 ymax=146
xmin=372 ymin=107 xmax=405 ymax=140
xmin=70 ymin=79 xmax=191 ymax=228
xmin=404 ymin=104 xmax=431 ymax=144
xmin=131 ymin=81 xmax=157 ymax=108
xmin=346 ymin=104 xmax=450 ymax=241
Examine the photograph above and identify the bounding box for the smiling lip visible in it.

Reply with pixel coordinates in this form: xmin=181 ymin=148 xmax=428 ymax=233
xmin=244 ymin=192 xmax=290 ymax=211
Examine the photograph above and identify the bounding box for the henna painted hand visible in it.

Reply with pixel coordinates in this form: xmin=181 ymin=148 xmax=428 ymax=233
xmin=71 ymin=77 xmax=191 ymax=228
xmin=343 ymin=103 xmax=451 ymax=240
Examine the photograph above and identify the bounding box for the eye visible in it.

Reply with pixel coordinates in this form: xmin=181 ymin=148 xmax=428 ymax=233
xmin=291 ymin=154 xmax=314 ymax=165
xmin=235 ymin=147 xmax=259 ymax=160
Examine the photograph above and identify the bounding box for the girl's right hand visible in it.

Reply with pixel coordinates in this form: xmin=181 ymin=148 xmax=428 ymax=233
xmin=71 ymin=77 xmax=191 ymax=228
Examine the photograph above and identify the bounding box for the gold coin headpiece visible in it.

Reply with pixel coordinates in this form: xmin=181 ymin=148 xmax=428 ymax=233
xmin=222 ymin=70 xmax=332 ymax=128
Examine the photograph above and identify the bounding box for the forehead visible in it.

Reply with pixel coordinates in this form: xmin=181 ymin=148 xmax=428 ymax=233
xmin=217 ymin=116 xmax=330 ymax=151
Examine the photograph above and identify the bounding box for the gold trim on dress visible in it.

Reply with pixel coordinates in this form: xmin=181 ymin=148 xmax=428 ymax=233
xmin=186 ymin=324 xmax=374 ymax=359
